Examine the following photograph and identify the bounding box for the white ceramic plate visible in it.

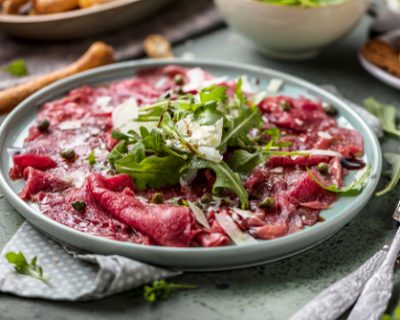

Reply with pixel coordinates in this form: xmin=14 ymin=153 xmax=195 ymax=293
xmin=0 ymin=0 xmax=174 ymax=40
xmin=0 ymin=59 xmax=382 ymax=271
xmin=359 ymin=29 xmax=400 ymax=90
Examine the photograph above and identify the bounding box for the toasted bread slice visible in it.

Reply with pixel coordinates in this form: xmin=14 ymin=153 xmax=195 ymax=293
xmin=362 ymin=39 xmax=400 ymax=77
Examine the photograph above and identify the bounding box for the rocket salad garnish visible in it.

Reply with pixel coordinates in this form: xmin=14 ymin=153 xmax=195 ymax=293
xmin=109 ymin=79 xmax=321 ymax=209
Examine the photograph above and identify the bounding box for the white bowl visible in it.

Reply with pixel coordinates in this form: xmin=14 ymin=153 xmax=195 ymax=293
xmin=214 ymin=0 xmax=370 ymax=60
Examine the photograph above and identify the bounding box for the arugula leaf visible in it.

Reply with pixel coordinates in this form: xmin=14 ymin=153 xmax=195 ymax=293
xmin=115 ymin=154 xmax=186 ymax=189
xmin=143 ymin=280 xmax=196 ymax=303
xmin=376 ymin=153 xmax=400 ymax=197
xmin=189 ymin=158 xmax=249 ymax=208
xmin=235 ymin=77 xmax=247 ymax=106
xmin=199 ymin=85 xmax=227 ymax=104
xmin=193 ymin=103 xmax=223 ymax=125
xmin=307 ymin=165 xmax=371 ymax=196
xmin=3 ymin=59 xmax=29 ymax=77
xmin=5 ymin=251 xmax=48 ymax=283
xmin=364 ymin=98 xmax=400 ymax=136
xmin=220 ymin=106 xmax=262 ymax=148
xmin=108 ymin=141 xmax=128 ymax=168
xmin=226 ymin=149 xmax=260 ymax=176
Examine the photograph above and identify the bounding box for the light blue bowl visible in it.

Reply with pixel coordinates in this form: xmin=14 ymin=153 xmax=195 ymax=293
xmin=0 ymin=59 xmax=382 ymax=271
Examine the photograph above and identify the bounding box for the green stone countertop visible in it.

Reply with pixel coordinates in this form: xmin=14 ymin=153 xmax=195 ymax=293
xmin=1 ymin=17 xmax=400 ymax=320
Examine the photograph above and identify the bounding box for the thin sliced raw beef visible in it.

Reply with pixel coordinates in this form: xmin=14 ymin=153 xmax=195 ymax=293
xmin=19 ymin=167 xmax=71 ymax=200
xmin=86 ymin=174 xmax=193 ymax=247
xmin=9 ymin=154 xmax=57 ymax=180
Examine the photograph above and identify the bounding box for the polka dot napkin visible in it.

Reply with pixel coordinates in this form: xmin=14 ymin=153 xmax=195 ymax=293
xmin=0 ymin=223 xmax=179 ymax=301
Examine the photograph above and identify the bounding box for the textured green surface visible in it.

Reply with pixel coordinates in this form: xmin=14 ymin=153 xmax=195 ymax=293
xmin=1 ymin=17 xmax=400 ymax=320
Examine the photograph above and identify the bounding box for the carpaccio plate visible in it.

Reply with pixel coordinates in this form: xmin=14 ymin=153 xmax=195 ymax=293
xmin=0 ymin=59 xmax=381 ymax=271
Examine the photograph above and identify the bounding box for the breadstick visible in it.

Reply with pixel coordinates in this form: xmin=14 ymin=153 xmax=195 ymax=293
xmin=0 ymin=41 xmax=114 ymax=114
xmin=34 ymin=0 xmax=78 ymax=14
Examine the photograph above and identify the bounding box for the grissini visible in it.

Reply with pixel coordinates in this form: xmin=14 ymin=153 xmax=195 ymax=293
xmin=0 ymin=41 xmax=114 ymax=114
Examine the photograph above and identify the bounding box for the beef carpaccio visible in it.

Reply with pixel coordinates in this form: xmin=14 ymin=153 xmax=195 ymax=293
xmin=9 ymin=66 xmax=366 ymax=247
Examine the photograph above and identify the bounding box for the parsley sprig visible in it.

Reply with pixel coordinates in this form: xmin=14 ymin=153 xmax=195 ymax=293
xmin=5 ymin=251 xmax=48 ymax=283
xmin=143 ymin=280 xmax=196 ymax=303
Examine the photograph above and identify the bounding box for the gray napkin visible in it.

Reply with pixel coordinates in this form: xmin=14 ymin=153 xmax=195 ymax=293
xmin=0 ymin=222 xmax=179 ymax=300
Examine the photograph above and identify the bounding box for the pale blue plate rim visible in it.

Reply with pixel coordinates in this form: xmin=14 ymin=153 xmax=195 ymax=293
xmin=0 ymin=59 xmax=382 ymax=269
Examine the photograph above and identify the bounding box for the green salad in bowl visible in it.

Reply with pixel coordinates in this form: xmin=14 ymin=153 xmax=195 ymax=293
xmin=257 ymin=0 xmax=348 ymax=7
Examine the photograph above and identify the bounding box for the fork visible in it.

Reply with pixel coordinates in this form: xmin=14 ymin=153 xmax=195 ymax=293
xmin=347 ymin=200 xmax=400 ymax=320
xmin=291 ymin=200 xmax=400 ymax=320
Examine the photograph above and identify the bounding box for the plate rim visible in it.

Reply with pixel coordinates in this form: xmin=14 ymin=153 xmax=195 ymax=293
xmin=0 ymin=58 xmax=382 ymax=258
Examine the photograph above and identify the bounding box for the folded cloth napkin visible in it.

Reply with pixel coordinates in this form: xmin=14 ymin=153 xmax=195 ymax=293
xmin=0 ymin=223 xmax=179 ymax=300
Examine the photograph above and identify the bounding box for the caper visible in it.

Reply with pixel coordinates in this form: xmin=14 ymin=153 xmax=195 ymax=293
xmin=259 ymin=196 xmax=275 ymax=209
xmin=72 ymin=201 xmax=86 ymax=212
xmin=280 ymin=100 xmax=291 ymax=112
xmin=37 ymin=119 xmax=50 ymax=132
xmin=317 ymin=162 xmax=329 ymax=174
xmin=151 ymin=192 xmax=164 ymax=204
xmin=324 ymin=104 xmax=338 ymax=116
xmin=60 ymin=149 xmax=76 ymax=160
xmin=174 ymin=74 xmax=184 ymax=86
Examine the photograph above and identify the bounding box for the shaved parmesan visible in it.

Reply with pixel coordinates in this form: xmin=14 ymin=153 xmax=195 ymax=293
xmin=215 ymin=212 xmax=257 ymax=245
xmin=302 ymin=149 xmax=343 ymax=158
xmin=317 ymin=131 xmax=333 ymax=140
xmin=112 ymin=97 xmax=157 ymax=134
xmin=231 ymin=207 xmax=254 ymax=219
xmin=270 ymin=167 xmax=284 ymax=174
xmin=188 ymin=201 xmax=211 ymax=230
xmin=266 ymin=78 xmax=284 ymax=93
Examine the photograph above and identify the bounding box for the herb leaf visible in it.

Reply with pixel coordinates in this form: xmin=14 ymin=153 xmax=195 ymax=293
xmin=307 ymin=165 xmax=371 ymax=196
xmin=376 ymin=153 xmax=400 ymax=197
xmin=199 ymin=85 xmax=227 ymax=104
xmin=3 ymin=59 xmax=29 ymax=77
xmin=115 ymin=154 xmax=186 ymax=189
xmin=220 ymin=106 xmax=261 ymax=148
xmin=189 ymin=158 xmax=249 ymax=208
xmin=226 ymin=149 xmax=260 ymax=176
xmin=143 ymin=280 xmax=196 ymax=303
xmin=364 ymin=98 xmax=400 ymax=136
xmin=5 ymin=251 xmax=48 ymax=283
